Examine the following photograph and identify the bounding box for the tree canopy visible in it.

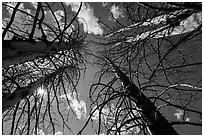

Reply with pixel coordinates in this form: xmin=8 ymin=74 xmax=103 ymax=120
xmin=2 ymin=2 xmax=202 ymax=135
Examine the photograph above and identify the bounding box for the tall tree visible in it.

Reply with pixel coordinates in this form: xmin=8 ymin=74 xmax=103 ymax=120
xmin=2 ymin=2 xmax=202 ymax=135
xmin=103 ymin=57 xmax=178 ymax=134
xmin=2 ymin=2 xmax=87 ymax=135
xmin=79 ymin=2 xmax=202 ymax=135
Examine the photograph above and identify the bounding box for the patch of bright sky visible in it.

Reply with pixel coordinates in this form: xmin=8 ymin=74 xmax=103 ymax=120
xmin=174 ymin=109 xmax=191 ymax=122
xmin=91 ymin=104 xmax=142 ymax=134
xmin=91 ymin=104 xmax=122 ymax=125
xmin=36 ymin=86 xmax=46 ymax=96
xmin=174 ymin=109 xmax=184 ymax=120
xmin=109 ymin=4 xmax=124 ymax=20
xmin=36 ymin=86 xmax=48 ymax=100
xmin=54 ymin=10 xmax=65 ymax=22
xmin=91 ymin=105 xmax=110 ymax=121
xmin=60 ymin=92 xmax=87 ymax=119
xmin=185 ymin=117 xmax=190 ymax=122
xmin=65 ymin=2 xmax=103 ymax=35
xmin=102 ymin=2 xmax=107 ymax=7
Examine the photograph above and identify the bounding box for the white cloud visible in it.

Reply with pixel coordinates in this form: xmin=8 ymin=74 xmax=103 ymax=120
xmin=91 ymin=106 xmax=108 ymax=121
xmin=174 ymin=109 xmax=184 ymax=120
xmin=54 ymin=10 xmax=65 ymax=22
xmin=35 ymin=128 xmax=45 ymax=135
xmin=3 ymin=2 xmax=103 ymax=38
xmin=66 ymin=2 xmax=103 ymax=35
xmin=54 ymin=131 xmax=63 ymax=135
xmin=60 ymin=93 xmax=86 ymax=119
xmin=91 ymin=104 xmax=116 ymax=122
xmin=110 ymin=4 xmax=124 ymax=20
xmin=107 ymin=11 xmax=201 ymax=39
xmin=102 ymin=2 xmax=107 ymax=7
xmin=185 ymin=117 xmax=190 ymax=122
xmin=91 ymin=104 xmax=143 ymax=135
xmin=180 ymin=12 xmax=202 ymax=32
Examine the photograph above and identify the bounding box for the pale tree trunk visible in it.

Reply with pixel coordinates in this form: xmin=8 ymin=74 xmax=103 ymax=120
xmin=3 ymin=40 xmax=74 ymax=68
xmin=2 ymin=66 xmax=68 ymax=113
xmin=105 ymin=58 xmax=178 ymax=135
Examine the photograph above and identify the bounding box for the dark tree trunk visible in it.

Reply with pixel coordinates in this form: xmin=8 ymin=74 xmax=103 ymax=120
xmin=105 ymin=58 xmax=178 ymax=135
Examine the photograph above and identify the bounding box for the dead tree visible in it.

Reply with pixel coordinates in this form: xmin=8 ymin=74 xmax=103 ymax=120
xmin=105 ymin=58 xmax=178 ymax=135
xmin=2 ymin=2 xmax=86 ymax=135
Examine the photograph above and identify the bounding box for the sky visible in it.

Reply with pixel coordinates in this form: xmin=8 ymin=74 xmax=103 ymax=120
xmin=1 ymin=2 xmax=202 ymax=135
xmin=2 ymin=2 xmax=125 ymax=135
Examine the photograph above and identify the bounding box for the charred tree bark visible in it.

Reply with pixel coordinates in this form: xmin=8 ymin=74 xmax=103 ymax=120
xmin=105 ymin=58 xmax=178 ymax=135
xmin=2 ymin=40 xmax=75 ymax=68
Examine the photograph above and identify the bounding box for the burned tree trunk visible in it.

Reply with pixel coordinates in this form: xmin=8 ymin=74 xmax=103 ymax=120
xmin=2 ymin=40 xmax=76 ymax=68
xmin=105 ymin=58 xmax=178 ymax=135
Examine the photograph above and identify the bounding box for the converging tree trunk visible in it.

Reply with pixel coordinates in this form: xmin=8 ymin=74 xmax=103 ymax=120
xmin=105 ymin=58 xmax=178 ymax=135
xmin=2 ymin=2 xmax=86 ymax=135
xmin=3 ymin=40 xmax=79 ymax=68
xmin=2 ymin=2 xmax=201 ymax=135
